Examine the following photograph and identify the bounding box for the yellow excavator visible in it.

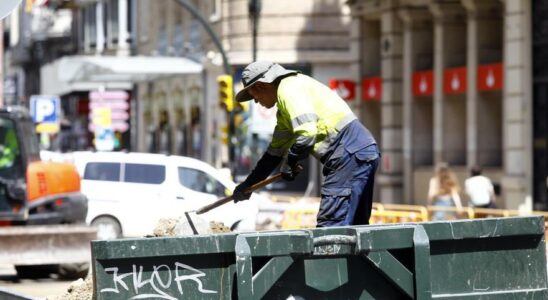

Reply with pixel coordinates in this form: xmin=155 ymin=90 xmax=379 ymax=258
xmin=0 ymin=106 xmax=96 ymax=279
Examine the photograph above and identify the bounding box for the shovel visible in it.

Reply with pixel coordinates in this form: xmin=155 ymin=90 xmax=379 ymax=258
xmin=176 ymin=171 xmax=285 ymax=235
xmin=196 ymin=172 xmax=284 ymax=214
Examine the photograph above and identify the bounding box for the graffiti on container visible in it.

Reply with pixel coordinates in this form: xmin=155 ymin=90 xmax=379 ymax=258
xmin=100 ymin=262 xmax=217 ymax=299
xmin=314 ymin=244 xmax=342 ymax=255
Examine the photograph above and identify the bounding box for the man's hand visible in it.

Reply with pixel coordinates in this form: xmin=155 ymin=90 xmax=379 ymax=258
xmin=281 ymin=159 xmax=302 ymax=182
xmin=233 ymin=182 xmax=252 ymax=202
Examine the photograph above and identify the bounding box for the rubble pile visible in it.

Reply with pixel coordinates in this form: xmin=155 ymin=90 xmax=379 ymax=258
xmin=153 ymin=217 xmax=232 ymax=236
xmin=47 ymin=276 xmax=93 ymax=300
xmin=208 ymin=221 xmax=231 ymax=233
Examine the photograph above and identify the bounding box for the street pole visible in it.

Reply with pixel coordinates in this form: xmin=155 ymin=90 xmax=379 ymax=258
xmin=248 ymin=0 xmax=261 ymax=61
xmin=248 ymin=0 xmax=261 ymax=167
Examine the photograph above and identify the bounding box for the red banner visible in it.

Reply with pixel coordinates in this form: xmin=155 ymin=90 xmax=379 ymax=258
xmin=412 ymin=70 xmax=434 ymax=97
xmin=361 ymin=77 xmax=382 ymax=101
xmin=443 ymin=67 xmax=467 ymax=94
xmin=477 ymin=63 xmax=503 ymax=91
xmin=329 ymin=79 xmax=356 ymax=101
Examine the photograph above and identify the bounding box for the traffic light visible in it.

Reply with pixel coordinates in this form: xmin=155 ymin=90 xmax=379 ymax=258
xmin=218 ymin=75 xmax=233 ymax=112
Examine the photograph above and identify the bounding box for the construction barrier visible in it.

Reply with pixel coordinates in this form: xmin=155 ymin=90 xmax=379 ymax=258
xmin=280 ymin=207 xmax=318 ymax=229
xmin=279 ymin=201 xmax=548 ymax=230
xmin=269 ymin=195 xmax=300 ymax=203
xmin=426 ymin=205 xmax=475 ymax=221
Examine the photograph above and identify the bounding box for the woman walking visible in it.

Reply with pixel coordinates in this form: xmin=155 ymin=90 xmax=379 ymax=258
xmin=427 ymin=162 xmax=463 ymax=220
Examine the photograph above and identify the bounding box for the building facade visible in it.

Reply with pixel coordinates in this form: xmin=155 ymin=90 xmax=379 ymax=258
xmin=133 ymin=0 xmax=212 ymax=162
xmin=347 ymin=0 xmax=541 ymax=210
xmin=4 ymin=0 xmax=545 ymax=208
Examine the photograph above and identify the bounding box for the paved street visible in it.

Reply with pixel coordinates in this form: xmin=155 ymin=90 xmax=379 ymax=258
xmin=0 ymin=265 xmax=73 ymax=299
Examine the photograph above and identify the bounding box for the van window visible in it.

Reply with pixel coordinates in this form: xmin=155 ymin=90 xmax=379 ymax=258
xmin=124 ymin=163 xmax=165 ymax=184
xmin=84 ymin=162 xmax=121 ymax=181
xmin=178 ymin=167 xmax=225 ymax=197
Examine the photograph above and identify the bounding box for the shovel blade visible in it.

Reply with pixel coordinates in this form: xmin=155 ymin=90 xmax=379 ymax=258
xmin=175 ymin=212 xmax=210 ymax=236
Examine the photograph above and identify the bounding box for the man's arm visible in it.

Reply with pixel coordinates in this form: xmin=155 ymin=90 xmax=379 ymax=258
xmin=233 ymin=151 xmax=282 ymax=202
xmin=242 ymin=151 xmax=282 ymax=186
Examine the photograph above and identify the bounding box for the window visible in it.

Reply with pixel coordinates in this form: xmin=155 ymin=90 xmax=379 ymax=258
xmin=107 ymin=0 xmax=119 ymax=44
xmin=124 ymin=163 xmax=165 ymax=184
xmin=209 ymin=0 xmax=221 ymax=23
xmin=157 ymin=26 xmax=168 ymax=55
xmin=127 ymin=0 xmax=133 ymax=43
xmin=84 ymin=163 xmax=120 ymax=182
xmin=0 ymin=118 xmax=23 ymax=180
xmin=77 ymin=9 xmax=86 ymax=51
xmin=178 ymin=167 xmax=226 ymax=197
xmin=83 ymin=4 xmax=97 ymax=49
xmin=173 ymin=24 xmax=185 ymax=56
xmin=139 ymin=0 xmax=150 ymax=42
xmin=20 ymin=119 xmax=40 ymax=160
xmin=188 ymin=19 xmax=202 ymax=59
xmin=89 ymin=4 xmax=98 ymax=48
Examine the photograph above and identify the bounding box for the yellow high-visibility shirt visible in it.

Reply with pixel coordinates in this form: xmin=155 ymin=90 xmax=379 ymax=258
xmin=268 ymin=74 xmax=357 ymax=160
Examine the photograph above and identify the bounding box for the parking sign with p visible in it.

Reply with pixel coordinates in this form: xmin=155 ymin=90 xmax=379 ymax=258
xmin=30 ymin=95 xmax=61 ymax=133
xmin=30 ymin=95 xmax=60 ymax=123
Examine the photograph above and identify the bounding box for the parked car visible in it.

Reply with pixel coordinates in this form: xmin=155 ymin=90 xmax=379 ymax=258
xmin=69 ymin=151 xmax=260 ymax=239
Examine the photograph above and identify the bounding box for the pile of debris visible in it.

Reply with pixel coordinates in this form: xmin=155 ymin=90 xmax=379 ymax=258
xmin=47 ymin=277 xmax=93 ymax=300
xmin=153 ymin=217 xmax=231 ymax=236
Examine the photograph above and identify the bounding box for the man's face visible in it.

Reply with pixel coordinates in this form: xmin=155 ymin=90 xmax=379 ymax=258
xmin=248 ymin=83 xmax=277 ymax=108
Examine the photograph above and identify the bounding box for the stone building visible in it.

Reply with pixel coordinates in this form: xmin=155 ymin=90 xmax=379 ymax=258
xmin=347 ymin=0 xmax=544 ymax=210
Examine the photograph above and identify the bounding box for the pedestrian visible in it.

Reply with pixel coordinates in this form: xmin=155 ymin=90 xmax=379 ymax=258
xmin=427 ymin=162 xmax=463 ymax=220
xmin=232 ymin=61 xmax=380 ymax=227
xmin=464 ymin=165 xmax=496 ymax=209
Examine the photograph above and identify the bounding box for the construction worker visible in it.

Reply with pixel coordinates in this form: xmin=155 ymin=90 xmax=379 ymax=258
xmin=232 ymin=61 xmax=380 ymax=227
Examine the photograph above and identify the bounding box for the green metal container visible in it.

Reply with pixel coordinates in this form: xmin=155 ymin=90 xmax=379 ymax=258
xmin=92 ymin=216 xmax=548 ymax=299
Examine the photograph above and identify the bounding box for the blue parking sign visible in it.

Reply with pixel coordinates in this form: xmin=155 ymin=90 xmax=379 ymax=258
xmin=30 ymin=95 xmax=60 ymax=123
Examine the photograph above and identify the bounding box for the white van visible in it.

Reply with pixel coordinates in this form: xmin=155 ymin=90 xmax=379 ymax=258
xmin=70 ymin=151 xmax=260 ymax=239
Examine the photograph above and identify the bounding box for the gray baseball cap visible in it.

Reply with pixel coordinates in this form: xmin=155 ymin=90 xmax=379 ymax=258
xmin=235 ymin=61 xmax=298 ymax=102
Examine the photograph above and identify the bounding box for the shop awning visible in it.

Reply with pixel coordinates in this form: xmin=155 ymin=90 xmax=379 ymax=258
xmin=58 ymin=55 xmax=203 ymax=83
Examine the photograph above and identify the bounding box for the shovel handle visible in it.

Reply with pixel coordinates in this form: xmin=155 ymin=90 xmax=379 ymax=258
xmin=195 ymin=173 xmax=282 ymax=215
